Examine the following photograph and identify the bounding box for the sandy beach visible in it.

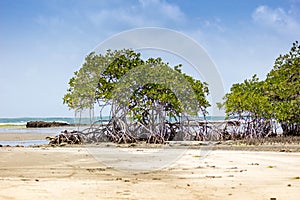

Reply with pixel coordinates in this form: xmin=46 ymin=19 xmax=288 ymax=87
xmin=0 ymin=131 xmax=300 ymax=200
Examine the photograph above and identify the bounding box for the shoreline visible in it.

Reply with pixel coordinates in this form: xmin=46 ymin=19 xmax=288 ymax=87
xmin=1 ymin=130 xmax=300 ymax=152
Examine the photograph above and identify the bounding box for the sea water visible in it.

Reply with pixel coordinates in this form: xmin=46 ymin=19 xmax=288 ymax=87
xmin=0 ymin=117 xmax=76 ymax=126
xmin=0 ymin=117 xmax=76 ymax=146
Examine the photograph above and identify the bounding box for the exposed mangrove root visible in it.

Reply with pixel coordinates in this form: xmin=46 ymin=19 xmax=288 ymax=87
xmin=74 ymin=117 xmax=286 ymax=144
xmin=46 ymin=130 xmax=83 ymax=145
xmin=53 ymin=101 xmax=290 ymax=145
xmin=49 ymin=116 xmax=287 ymax=146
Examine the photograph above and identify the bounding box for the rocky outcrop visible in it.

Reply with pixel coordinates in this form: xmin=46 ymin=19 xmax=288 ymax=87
xmin=26 ymin=121 xmax=70 ymax=128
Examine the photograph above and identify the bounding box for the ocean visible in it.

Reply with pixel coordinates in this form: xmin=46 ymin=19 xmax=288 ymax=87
xmin=0 ymin=116 xmax=226 ymax=126
xmin=0 ymin=117 xmax=79 ymax=146
xmin=0 ymin=117 xmax=76 ymax=126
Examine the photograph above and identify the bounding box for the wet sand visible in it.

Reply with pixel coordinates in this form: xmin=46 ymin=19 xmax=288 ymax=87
xmin=0 ymin=145 xmax=299 ymax=200
xmin=0 ymin=132 xmax=50 ymax=141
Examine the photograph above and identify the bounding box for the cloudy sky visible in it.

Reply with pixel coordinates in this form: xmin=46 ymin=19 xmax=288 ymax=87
xmin=1 ymin=0 xmax=299 ymax=117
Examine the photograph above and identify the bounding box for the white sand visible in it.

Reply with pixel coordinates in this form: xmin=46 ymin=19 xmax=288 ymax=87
xmin=0 ymin=146 xmax=299 ymax=200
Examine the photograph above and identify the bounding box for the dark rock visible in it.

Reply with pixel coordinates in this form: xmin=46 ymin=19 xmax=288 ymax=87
xmin=26 ymin=121 xmax=70 ymax=128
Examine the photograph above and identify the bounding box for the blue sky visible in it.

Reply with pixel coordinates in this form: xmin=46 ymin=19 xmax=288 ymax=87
xmin=0 ymin=0 xmax=299 ymax=117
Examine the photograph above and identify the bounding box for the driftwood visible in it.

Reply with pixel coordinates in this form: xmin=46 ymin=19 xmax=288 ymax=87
xmin=46 ymin=130 xmax=83 ymax=145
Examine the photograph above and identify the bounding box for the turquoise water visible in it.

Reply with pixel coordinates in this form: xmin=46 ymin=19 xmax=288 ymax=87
xmin=0 ymin=116 xmax=112 ymax=126
xmin=0 ymin=116 xmax=226 ymax=126
xmin=0 ymin=117 xmax=76 ymax=125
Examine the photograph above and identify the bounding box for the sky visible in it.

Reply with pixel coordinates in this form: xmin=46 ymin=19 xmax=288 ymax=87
xmin=0 ymin=0 xmax=299 ymax=117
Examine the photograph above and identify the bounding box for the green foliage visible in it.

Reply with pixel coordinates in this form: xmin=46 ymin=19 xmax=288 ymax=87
xmin=223 ymin=41 xmax=300 ymax=136
xmin=223 ymin=75 xmax=271 ymax=119
xmin=265 ymin=41 xmax=300 ymax=124
xmin=264 ymin=41 xmax=300 ymax=135
xmin=113 ymin=57 xmax=210 ymax=123
xmin=63 ymin=49 xmax=210 ymax=123
xmin=63 ymin=49 xmax=144 ymax=109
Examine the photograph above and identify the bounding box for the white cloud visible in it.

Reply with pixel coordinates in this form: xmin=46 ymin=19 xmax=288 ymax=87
xmin=252 ymin=5 xmax=300 ymax=35
xmin=36 ymin=15 xmax=65 ymax=28
xmin=139 ymin=0 xmax=184 ymax=21
xmin=87 ymin=0 xmax=185 ymax=28
xmin=202 ymin=17 xmax=225 ymax=32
